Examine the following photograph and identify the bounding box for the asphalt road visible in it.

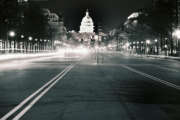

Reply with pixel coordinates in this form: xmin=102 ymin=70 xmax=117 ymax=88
xmin=0 ymin=52 xmax=180 ymax=120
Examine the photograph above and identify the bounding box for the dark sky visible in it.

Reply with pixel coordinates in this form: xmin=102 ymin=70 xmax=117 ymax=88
xmin=33 ymin=0 xmax=153 ymax=32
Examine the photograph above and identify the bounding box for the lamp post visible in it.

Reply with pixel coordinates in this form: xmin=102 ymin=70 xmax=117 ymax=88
xmin=20 ymin=35 xmax=25 ymax=53
xmin=164 ymin=44 xmax=168 ymax=56
xmin=154 ymin=39 xmax=158 ymax=55
xmin=44 ymin=39 xmax=47 ymax=51
xmin=140 ymin=41 xmax=144 ymax=54
xmin=146 ymin=40 xmax=150 ymax=55
xmin=34 ymin=38 xmax=38 ymax=52
xmin=9 ymin=31 xmax=16 ymax=37
xmin=8 ymin=31 xmax=16 ymax=53
xmin=28 ymin=36 xmax=33 ymax=53
xmin=173 ymin=29 xmax=180 ymax=55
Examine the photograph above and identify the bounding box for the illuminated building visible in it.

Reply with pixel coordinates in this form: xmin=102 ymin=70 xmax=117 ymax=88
xmin=18 ymin=0 xmax=28 ymax=4
xmin=79 ymin=9 xmax=94 ymax=33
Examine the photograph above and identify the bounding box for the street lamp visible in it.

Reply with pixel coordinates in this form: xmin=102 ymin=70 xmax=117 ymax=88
xmin=28 ymin=36 xmax=33 ymax=52
xmin=140 ymin=41 xmax=144 ymax=54
xmin=145 ymin=40 xmax=151 ymax=55
xmin=28 ymin=36 xmax=33 ymax=41
xmin=165 ymin=44 xmax=168 ymax=49
xmin=173 ymin=29 xmax=180 ymax=39
xmin=164 ymin=44 xmax=168 ymax=56
xmin=154 ymin=39 xmax=158 ymax=54
xmin=8 ymin=31 xmax=16 ymax=53
xmin=173 ymin=29 xmax=180 ymax=55
xmin=155 ymin=39 xmax=158 ymax=43
xmin=20 ymin=35 xmax=25 ymax=53
xmin=21 ymin=35 xmax=25 ymax=39
xmin=9 ymin=31 xmax=16 ymax=37
xmin=146 ymin=40 xmax=150 ymax=44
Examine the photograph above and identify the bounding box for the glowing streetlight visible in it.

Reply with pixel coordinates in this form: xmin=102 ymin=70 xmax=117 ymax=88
xmin=146 ymin=40 xmax=150 ymax=44
xmin=9 ymin=31 xmax=16 ymax=37
xmin=125 ymin=42 xmax=130 ymax=47
xmin=21 ymin=35 xmax=24 ymax=38
xmin=123 ymin=42 xmax=130 ymax=50
xmin=173 ymin=29 xmax=180 ymax=39
xmin=165 ymin=44 xmax=168 ymax=49
xmin=28 ymin=36 xmax=33 ymax=41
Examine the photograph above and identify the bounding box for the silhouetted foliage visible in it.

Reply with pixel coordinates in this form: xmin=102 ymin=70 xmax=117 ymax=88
xmin=22 ymin=3 xmax=48 ymax=38
xmin=146 ymin=0 xmax=175 ymax=36
xmin=0 ymin=1 xmax=49 ymax=40
xmin=0 ymin=0 xmax=18 ymax=38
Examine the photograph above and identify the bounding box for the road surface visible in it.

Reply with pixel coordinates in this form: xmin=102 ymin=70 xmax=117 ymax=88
xmin=0 ymin=52 xmax=180 ymax=120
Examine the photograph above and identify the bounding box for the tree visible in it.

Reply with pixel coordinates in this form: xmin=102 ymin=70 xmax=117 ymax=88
xmin=21 ymin=3 xmax=49 ymax=39
xmin=0 ymin=0 xmax=18 ymax=39
xmin=145 ymin=0 xmax=176 ymax=54
xmin=122 ymin=0 xmax=176 ymax=55
xmin=124 ymin=11 xmax=155 ymax=43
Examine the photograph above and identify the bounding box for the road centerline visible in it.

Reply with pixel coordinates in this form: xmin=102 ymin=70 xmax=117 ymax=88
xmin=12 ymin=64 xmax=75 ymax=120
xmin=0 ymin=64 xmax=74 ymax=120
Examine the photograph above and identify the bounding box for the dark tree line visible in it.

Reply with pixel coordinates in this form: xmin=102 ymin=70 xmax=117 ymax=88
xmin=0 ymin=0 xmax=18 ymax=38
xmin=122 ymin=0 xmax=177 ymax=55
xmin=0 ymin=0 xmax=49 ymax=40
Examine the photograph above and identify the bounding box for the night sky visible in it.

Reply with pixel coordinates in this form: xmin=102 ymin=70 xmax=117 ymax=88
xmin=33 ymin=0 xmax=153 ymax=32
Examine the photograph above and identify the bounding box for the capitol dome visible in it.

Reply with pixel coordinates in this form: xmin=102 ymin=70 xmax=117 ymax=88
xmin=79 ymin=9 xmax=94 ymax=33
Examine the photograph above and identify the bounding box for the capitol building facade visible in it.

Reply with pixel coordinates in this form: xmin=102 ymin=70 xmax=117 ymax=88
xmin=78 ymin=9 xmax=96 ymax=46
xmin=79 ymin=9 xmax=94 ymax=33
xmin=68 ymin=9 xmax=106 ymax=47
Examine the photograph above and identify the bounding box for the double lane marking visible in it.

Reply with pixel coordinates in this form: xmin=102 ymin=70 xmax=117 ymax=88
xmin=120 ymin=64 xmax=180 ymax=90
xmin=1 ymin=64 xmax=75 ymax=120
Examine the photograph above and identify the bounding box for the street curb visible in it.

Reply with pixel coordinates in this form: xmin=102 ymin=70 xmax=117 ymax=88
xmin=0 ymin=52 xmax=57 ymax=62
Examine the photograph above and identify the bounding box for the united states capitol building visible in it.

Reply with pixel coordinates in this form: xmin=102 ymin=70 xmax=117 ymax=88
xmin=79 ymin=9 xmax=94 ymax=33
xmin=76 ymin=9 xmax=97 ymax=46
xmin=68 ymin=9 xmax=107 ymax=47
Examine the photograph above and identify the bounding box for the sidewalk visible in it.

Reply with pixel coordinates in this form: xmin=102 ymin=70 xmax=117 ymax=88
xmin=0 ymin=52 xmax=58 ymax=62
xmin=132 ymin=54 xmax=180 ymax=61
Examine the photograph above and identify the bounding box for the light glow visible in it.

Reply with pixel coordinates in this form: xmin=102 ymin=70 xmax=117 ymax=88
xmin=57 ymin=46 xmax=90 ymax=57
xmin=79 ymin=9 xmax=94 ymax=33
xmin=28 ymin=36 xmax=33 ymax=41
xmin=9 ymin=31 xmax=16 ymax=37
xmin=173 ymin=29 xmax=180 ymax=39
xmin=128 ymin=12 xmax=141 ymax=20
xmin=21 ymin=35 xmax=25 ymax=39
xmin=146 ymin=40 xmax=150 ymax=44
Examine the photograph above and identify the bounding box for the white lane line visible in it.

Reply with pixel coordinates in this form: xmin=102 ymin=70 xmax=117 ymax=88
xmin=120 ymin=64 xmax=180 ymax=90
xmin=0 ymin=64 xmax=73 ymax=120
xmin=126 ymin=64 xmax=179 ymax=73
xmin=154 ymin=65 xmax=179 ymax=73
xmin=103 ymin=63 xmax=179 ymax=73
xmin=12 ymin=65 xmax=75 ymax=120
